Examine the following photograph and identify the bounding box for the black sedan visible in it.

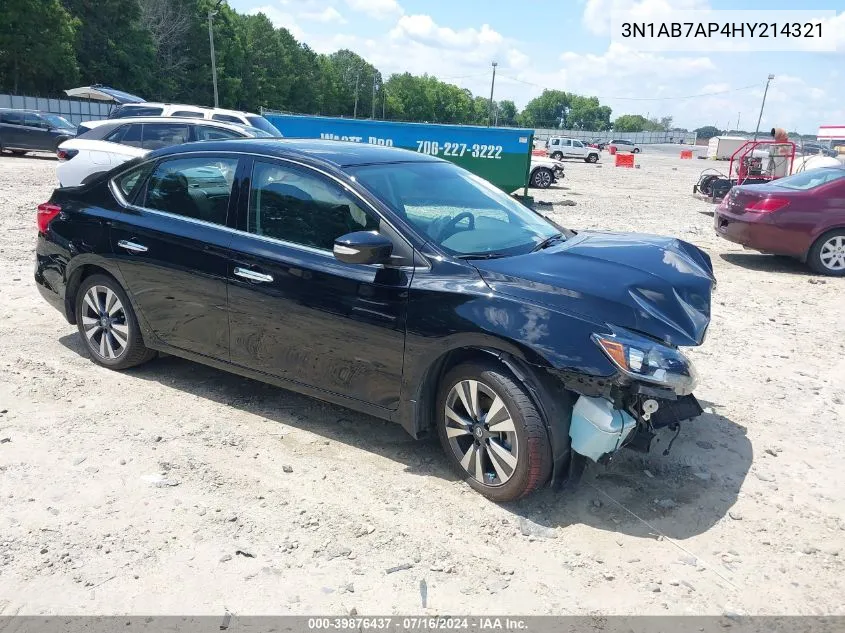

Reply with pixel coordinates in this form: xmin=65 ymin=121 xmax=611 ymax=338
xmin=0 ymin=108 xmax=77 ymax=155
xmin=35 ymin=139 xmax=714 ymax=501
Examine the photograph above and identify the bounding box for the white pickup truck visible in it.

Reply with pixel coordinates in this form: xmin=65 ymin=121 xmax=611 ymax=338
xmin=546 ymin=137 xmax=600 ymax=163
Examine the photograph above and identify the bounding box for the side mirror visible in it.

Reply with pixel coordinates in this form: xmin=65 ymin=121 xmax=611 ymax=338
xmin=333 ymin=231 xmax=393 ymax=265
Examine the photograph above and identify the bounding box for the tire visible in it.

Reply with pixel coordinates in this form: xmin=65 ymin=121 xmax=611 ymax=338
xmin=586 ymin=153 xmax=599 ymax=163
xmin=633 ymin=147 xmax=641 ymax=153
xmin=550 ymin=152 xmax=562 ymax=160
xmin=807 ymin=229 xmax=845 ymax=276
xmin=74 ymin=274 xmax=156 ymax=369
xmin=530 ymin=167 xmax=553 ymax=189
xmin=436 ymin=361 xmax=552 ymax=502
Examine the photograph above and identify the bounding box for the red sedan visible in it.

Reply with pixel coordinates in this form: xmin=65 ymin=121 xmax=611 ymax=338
xmin=714 ymin=167 xmax=845 ymax=275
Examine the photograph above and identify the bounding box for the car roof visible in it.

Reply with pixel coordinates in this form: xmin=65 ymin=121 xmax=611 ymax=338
xmin=149 ymin=138 xmax=444 ymax=168
xmin=83 ymin=117 xmax=251 ymax=130
xmin=118 ymin=102 xmax=258 ymax=117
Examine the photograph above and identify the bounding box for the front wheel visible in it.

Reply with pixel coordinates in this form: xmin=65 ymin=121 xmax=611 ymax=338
xmin=585 ymin=153 xmax=599 ymax=163
xmin=75 ymin=274 xmax=156 ymax=369
xmin=550 ymin=152 xmax=562 ymax=160
xmin=808 ymin=230 xmax=845 ymax=276
xmin=530 ymin=167 xmax=553 ymax=189
xmin=436 ymin=362 xmax=552 ymax=502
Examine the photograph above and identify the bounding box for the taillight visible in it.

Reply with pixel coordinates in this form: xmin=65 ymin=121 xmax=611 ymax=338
xmin=37 ymin=203 xmax=62 ymax=233
xmin=56 ymin=148 xmax=78 ymax=161
xmin=746 ymin=197 xmax=790 ymax=212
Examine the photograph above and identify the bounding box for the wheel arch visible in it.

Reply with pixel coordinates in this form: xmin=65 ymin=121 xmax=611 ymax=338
xmin=64 ymin=257 xmax=132 ymax=325
xmin=405 ymin=343 xmax=575 ymax=485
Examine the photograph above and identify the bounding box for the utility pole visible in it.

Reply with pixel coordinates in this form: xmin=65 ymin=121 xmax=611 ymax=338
xmin=353 ymin=68 xmax=361 ymax=118
xmin=736 ymin=112 xmax=741 ymax=131
xmin=372 ymin=73 xmax=377 ymax=119
xmin=488 ymin=61 xmax=497 ymax=127
xmin=753 ymin=74 xmax=775 ymax=141
xmin=208 ymin=5 xmax=220 ymax=108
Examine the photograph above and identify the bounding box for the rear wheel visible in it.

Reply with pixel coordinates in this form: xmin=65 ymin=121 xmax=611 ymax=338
xmin=436 ymin=362 xmax=552 ymax=501
xmin=808 ymin=230 xmax=845 ymax=276
xmin=75 ymin=274 xmax=156 ymax=369
xmin=633 ymin=147 xmax=641 ymax=153
xmin=530 ymin=167 xmax=553 ymax=189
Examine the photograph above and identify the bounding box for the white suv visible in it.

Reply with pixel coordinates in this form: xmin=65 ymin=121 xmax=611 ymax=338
xmin=105 ymin=102 xmax=280 ymax=136
xmin=546 ymin=137 xmax=600 ymax=163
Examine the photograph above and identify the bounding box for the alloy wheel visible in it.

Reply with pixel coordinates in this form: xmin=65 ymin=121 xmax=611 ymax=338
xmin=80 ymin=285 xmax=129 ymax=360
xmin=444 ymin=379 xmax=519 ymax=487
xmin=819 ymin=235 xmax=845 ymax=272
xmin=534 ymin=170 xmax=552 ymax=188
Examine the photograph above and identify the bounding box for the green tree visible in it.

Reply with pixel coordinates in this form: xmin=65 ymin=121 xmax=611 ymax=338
xmin=694 ymin=125 xmax=722 ymax=139
xmin=613 ymin=114 xmax=650 ymax=132
xmin=0 ymin=0 xmax=79 ymax=94
xmin=61 ymin=0 xmax=157 ymax=97
xmin=567 ymin=95 xmax=612 ymax=130
xmin=497 ymin=100 xmax=517 ymax=126
xmin=520 ymin=90 xmax=572 ymax=128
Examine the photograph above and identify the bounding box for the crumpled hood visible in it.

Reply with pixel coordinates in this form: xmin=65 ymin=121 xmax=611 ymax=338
xmin=474 ymin=231 xmax=715 ymax=347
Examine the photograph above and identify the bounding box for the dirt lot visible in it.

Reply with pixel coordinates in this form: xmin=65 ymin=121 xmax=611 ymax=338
xmin=0 ymin=150 xmax=843 ymax=616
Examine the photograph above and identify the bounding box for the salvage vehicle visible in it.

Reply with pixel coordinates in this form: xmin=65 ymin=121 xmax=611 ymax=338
xmin=35 ymin=139 xmax=714 ymax=501
xmin=608 ymin=139 xmax=641 ymax=153
xmin=0 ymin=108 xmax=77 ymax=155
xmin=714 ymin=166 xmax=845 ymax=276
xmin=545 ymin=137 xmax=600 ymax=163
xmin=529 ymin=156 xmax=565 ymax=188
xmin=56 ymin=117 xmax=273 ymax=187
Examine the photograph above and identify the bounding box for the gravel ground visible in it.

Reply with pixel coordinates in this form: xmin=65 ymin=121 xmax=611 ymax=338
xmin=0 ymin=149 xmax=843 ymax=616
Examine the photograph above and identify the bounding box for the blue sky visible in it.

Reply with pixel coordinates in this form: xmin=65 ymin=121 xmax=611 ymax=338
xmin=229 ymin=0 xmax=844 ymax=133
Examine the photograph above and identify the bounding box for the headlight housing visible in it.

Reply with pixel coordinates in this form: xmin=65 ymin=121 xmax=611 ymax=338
xmin=592 ymin=327 xmax=698 ymax=395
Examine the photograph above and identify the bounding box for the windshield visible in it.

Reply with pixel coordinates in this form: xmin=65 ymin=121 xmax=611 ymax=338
xmin=43 ymin=114 xmax=75 ymax=130
xmin=350 ymin=161 xmax=560 ymax=258
xmin=773 ymin=168 xmax=845 ymax=191
xmin=243 ymin=126 xmax=274 ymax=138
xmin=246 ymin=116 xmax=282 ymax=137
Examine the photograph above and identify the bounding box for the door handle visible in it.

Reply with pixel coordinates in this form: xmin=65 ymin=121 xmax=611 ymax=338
xmin=234 ymin=267 xmax=274 ymax=283
xmin=117 ymin=239 xmax=148 ymax=253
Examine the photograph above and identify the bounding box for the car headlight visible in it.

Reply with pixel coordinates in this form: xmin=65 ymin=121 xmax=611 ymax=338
xmin=592 ymin=327 xmax=698 ymax=395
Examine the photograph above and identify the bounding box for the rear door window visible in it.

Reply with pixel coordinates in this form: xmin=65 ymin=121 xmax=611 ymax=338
xmin=212 ymin=113 xmax=245 ymax=124
xmin=141 ymin=123 xmax=190 ymax=150
xmin=103 ymin=124 xmax=143 ymax=147
xmin=194 ymin=125 xmax=244 ymax=141
xmin=142 ymin=156 xmax=239 ymax=225
xmin=24 ymin=113 xmax=45 ymax=128
xmin=119 ymin=106 xmax=164 ymax=117
xmin=0 ymin=111 xmax=24 ymax=125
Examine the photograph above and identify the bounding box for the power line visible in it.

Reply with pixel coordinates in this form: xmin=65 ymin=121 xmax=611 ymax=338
xmin=496 ymin=74 xmax=760 ymax=102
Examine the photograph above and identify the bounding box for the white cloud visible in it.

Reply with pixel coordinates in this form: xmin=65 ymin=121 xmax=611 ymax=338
xmin=583 ymin=0 xmax=710 ymax=36
xmin=390 ymin=15 xmax=503 ymax=50
xmin=507 ymin=48 xmax=530 ymax=70
xmin=248 ymin=5 xmax=304 ymax=39
xmin=344 ymin=0 xmax=403 ymax=20
xmin=301 ymin=7 xmax=346 ymax=23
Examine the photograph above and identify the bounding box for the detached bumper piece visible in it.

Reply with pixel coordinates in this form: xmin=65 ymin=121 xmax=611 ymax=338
xmin=648 ymin=394 xmax=703 ymax=429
